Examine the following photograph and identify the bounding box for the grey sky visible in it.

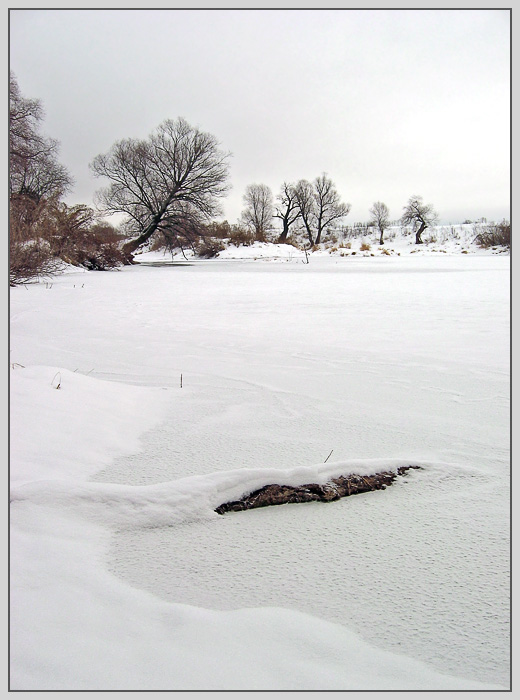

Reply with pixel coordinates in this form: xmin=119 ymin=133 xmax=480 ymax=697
xmin=9 ymin=8 xmax=510 ymax=225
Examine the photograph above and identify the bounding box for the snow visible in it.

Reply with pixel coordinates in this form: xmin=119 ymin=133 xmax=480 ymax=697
xmin=9 ymin=241 xmax=510 ymax=691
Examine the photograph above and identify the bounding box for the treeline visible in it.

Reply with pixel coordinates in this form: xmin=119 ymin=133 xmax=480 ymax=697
xmin=9 ymin=74 xmax=510 ymax=284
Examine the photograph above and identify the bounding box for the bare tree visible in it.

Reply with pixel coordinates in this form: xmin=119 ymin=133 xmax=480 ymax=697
xmin=274 ymin=182 xmax=300 ymax=243
xmin=9 ymin=73 xmax=73 ymax=285
xmin=90 ymin=117 xmax=231 ymax=262
xmin=293 ymin=179 xmax=316 ymax=246
xmin=293 ymin=175 xmax=350 ymax=246
xmin=313 ymin=173 xmax=351 ymax=245
xmin=401 ymin=195 xmax=438 ymax=244
xmin=10 ymin=72 xmax=72 ymax=203
xmin=369 ymin=201 xmax=390 ymax=245
xmin=10 ymin=71 xmax=46 ymax=170
xmin=240 ymin=183 xmax=274 ymax=240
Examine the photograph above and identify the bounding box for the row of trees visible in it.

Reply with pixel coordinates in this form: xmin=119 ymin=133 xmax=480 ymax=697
xmin=241 ymin=176 xmax=351 ymax=247
xmin=10 ymin=73 xmax=444 ymax=284
xmin=240 ymin=180 xmax=438 ymax=247
xmin=368 ymin=197 xmax=438 ymax=245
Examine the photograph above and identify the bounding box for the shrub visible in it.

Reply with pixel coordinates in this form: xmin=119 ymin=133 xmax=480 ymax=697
xmin=9 ymin=195 xmax=63 ymax=285
xmin=9 ymin=236 xmax=63 ymax=285
xmin=204 ymin=220 xmax=234 ymax=239
xmin=360 ymin=242 xmax=371 ymax=251
xmin=228 ymin=225 xmax=255 ymax=247
xmin=474 ymin=222 xmax=510 ymax=248
xmin=284 ymin=236 xmax=301 ymax=249
xmin=195 ymin=238 xmax=225 ymax=258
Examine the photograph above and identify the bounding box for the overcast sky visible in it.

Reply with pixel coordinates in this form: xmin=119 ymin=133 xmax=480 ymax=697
xmin=9 ymin=8 xmax=510 ymax=226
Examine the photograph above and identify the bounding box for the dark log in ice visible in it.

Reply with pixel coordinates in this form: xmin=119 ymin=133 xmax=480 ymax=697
xmin=215 ymin=465 xmax=421 ymax=515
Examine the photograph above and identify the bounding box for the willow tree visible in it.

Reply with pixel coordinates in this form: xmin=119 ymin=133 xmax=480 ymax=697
xmin=401 ymin=195 xmax=438 ymax=244
xmin=90 ymin=118 xmax=231 ymax=261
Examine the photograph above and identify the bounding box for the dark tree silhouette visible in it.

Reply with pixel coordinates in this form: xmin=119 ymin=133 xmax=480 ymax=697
xmin=90 ymin=117 xmax=230 ymax=262
xmin=313 ymin=173 xmax=351 ymax=245
xmin=274 ymin=182 xmax=300 ymax=243
xmin=401 ymin=195 xmax=438 ymax=244
xmin=293 ymin=175 xmax=350 ymax=246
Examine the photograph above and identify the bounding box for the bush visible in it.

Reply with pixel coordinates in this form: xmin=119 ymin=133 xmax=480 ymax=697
xmin=229 ymin=226 xmax=255 ymax=247
xmin=204 ymin=220 xmax=234 ymax=239
xmin=10 ymin=196 xmax=128 ymax=280
xmin=195 ymin=238 xmax=225 ymax=258
xmin=360 ymin=242 xmax=371 ymax=251
xmin=65 ymin=222 xmax=128 ymax=270
xmin=9 ymin=236 xmax=63 ymax=285
xmin=284 ymin=236 xmax=301 ymax=249
xmin=9 ymin=195 xmax=63 ymax=285
xmin=474 ymin=222 xmax=510 ymax=248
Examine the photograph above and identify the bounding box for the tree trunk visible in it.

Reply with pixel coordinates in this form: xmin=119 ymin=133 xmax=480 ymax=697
xmin=278 ymin=220 xmax=289 ymax=243
xmin=121 ymin=219 xmax=161 ymax=263
xmin=415 ymin=222 xmax=426 ymax=244
xmin=304 ymin=224 xmax=314 ymax=247
xmin=379 ymin=230 xmax=384 ymax=245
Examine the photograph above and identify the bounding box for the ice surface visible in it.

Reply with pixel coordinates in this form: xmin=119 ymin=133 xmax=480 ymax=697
xmin=10 ymin=252 xmax=510 ymax=690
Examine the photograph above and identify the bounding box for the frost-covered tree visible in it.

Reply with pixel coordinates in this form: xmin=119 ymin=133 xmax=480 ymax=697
xmin=369 ymin=201 xmax=390 ymax=245
xmin=401 ymin=195 xmax=438 ymax=244
xmin=90 ymin=117 xmax=231 ymax=262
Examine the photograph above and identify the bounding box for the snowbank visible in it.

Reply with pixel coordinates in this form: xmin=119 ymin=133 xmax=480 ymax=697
xmin=10 ymin=365 xmax=498 ymax=690
xmin=133 ymin=222 xmax=509 ymax=265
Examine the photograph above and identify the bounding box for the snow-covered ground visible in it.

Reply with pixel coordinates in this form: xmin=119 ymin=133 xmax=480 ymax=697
xmin=9 ymin=243 xmax=510 ymax=690
xmin=137 ymin=222 xmax=510 ymax=264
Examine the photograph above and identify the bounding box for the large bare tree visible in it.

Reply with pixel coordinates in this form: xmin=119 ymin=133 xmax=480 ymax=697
xmin=274 ymin=182 xmax=300 ymax=243
xmin=90 ymin=117 xmax=231 ymax=261
xmin=401 ymin=195 xmax=438 ymax=244
xmin=293 ymin=179 xmax=316 ymax=246
xmin=293 ymin=175 xmax=350 ymax=246
xmin=313 ymin=173 xmax=351 ymax=245
xmin=240 ymin=183 xmax=274 ymax=240
xmin=369 ymin=201 xmax=390 ymax=245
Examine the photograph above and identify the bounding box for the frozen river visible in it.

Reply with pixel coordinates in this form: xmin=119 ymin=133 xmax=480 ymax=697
xmin=78 ymin=255 xmax=510 ymax=688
